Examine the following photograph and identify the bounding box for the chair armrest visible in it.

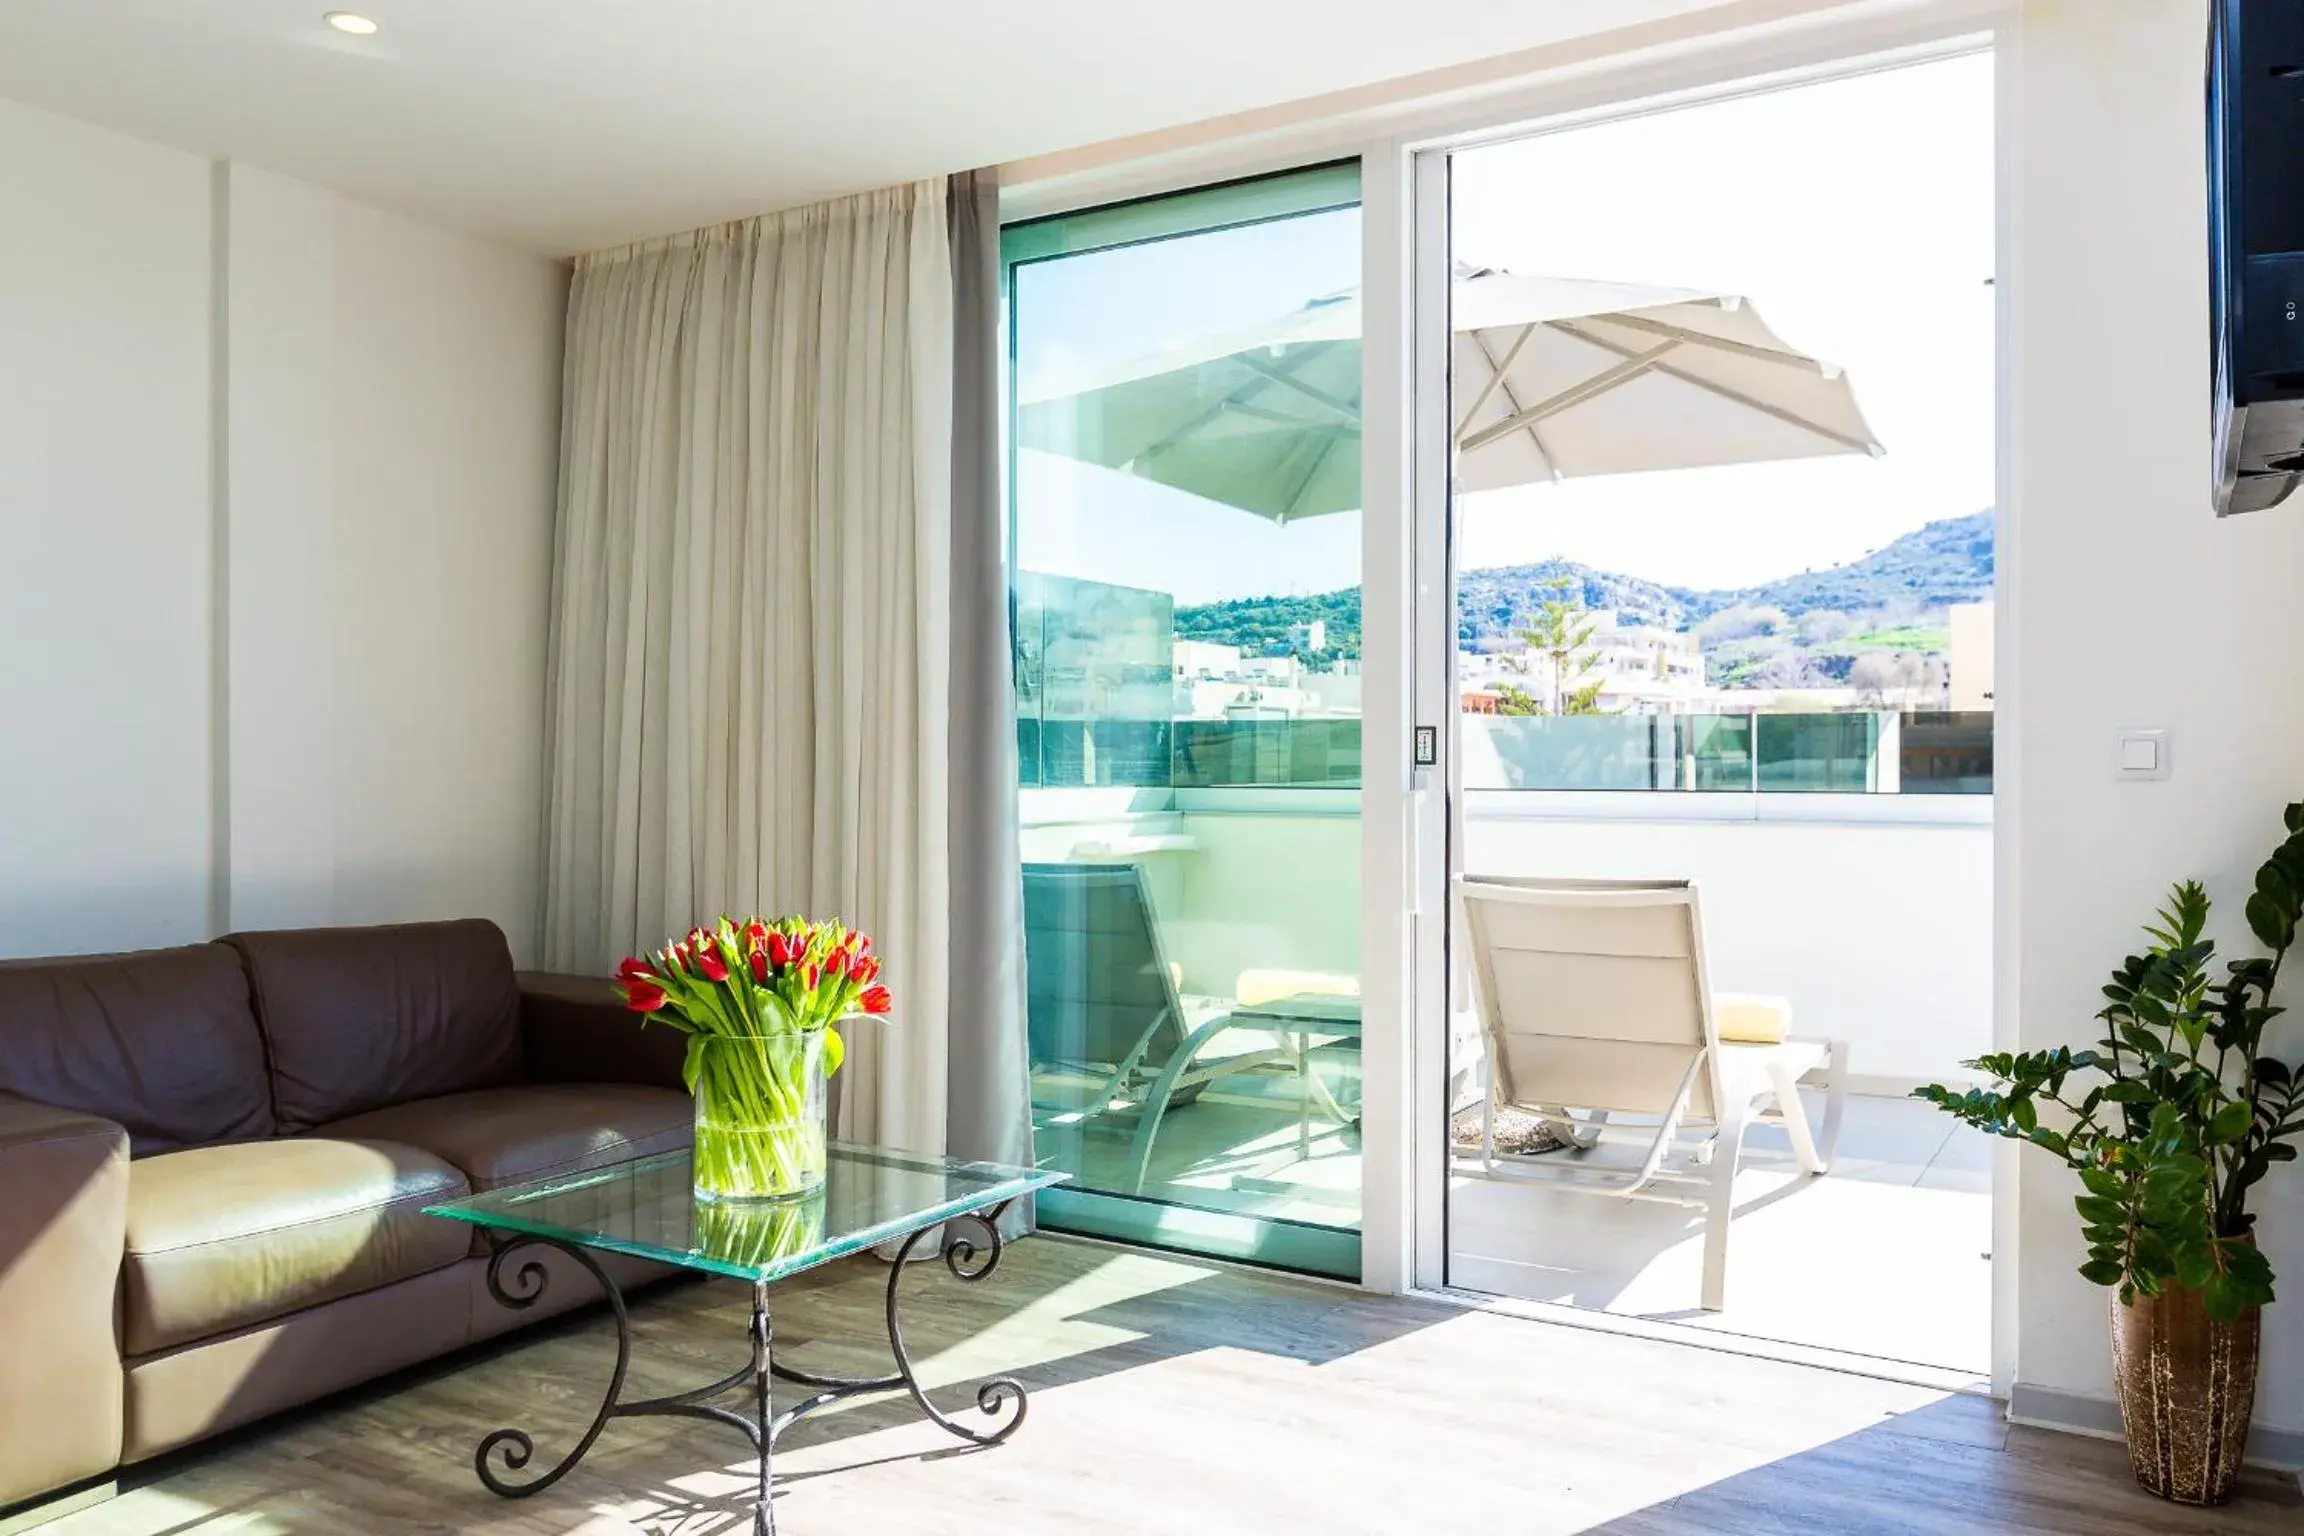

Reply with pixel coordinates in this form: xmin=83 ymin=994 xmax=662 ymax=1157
xmin=516 ymin=972 xmax=686 ymax=1091
xmin=0 ymin=1093 xmax=128 ymax=1507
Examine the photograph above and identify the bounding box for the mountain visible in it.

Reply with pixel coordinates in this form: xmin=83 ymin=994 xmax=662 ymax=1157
xmin=1174 ymin=511 xmax=1995 ymax=667
xmin=1681 ymin=510 xmax=1995 ymax=625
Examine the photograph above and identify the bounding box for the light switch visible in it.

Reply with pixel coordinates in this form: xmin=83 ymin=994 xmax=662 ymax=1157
xmin=2116 ymin=729 xmax=2169 ymax=780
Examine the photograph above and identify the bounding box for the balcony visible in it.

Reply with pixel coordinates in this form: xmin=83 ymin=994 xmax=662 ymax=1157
xmin=1021 ymin=712 xmax=1992 ymax=1370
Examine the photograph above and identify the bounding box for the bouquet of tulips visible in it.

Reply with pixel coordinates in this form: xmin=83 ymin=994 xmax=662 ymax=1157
xmin=616 ymin=916 xmax=892 ymax=1201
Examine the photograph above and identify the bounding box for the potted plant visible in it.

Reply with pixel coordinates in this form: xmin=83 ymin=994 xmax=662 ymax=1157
xmin=1917 ymin=804 xmax=2304 ymax=1505
xmin=616 ymin=916 xmax=892 ymax=1202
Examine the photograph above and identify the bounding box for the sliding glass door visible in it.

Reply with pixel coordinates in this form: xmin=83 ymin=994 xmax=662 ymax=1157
xmin=1004 ymin=164 xmax=1365 ymax=1278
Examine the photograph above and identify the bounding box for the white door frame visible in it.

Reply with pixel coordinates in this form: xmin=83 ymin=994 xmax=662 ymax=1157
xmin=1375 ymin=19 xmax=2014 ymax=1392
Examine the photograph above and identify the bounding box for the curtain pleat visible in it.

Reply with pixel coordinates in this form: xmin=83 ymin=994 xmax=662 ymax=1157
xmin=541 ymin=181 xmax=953 ymax=1155
xmin=942 ymin=169 xmax=1035 ymax=1208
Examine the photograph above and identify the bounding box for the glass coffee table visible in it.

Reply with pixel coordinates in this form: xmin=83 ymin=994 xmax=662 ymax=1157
xmin=424 ymin=1143 xmax=1066 ymax=1535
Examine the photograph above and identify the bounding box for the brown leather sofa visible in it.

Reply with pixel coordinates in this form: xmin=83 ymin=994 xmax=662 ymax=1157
xmin=0 ymin=919 xmax=689 ymax=1519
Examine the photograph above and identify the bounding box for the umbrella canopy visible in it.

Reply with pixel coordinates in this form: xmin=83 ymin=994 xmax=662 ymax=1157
xmin=1016 ymin=265 xmax=1883 ymax=523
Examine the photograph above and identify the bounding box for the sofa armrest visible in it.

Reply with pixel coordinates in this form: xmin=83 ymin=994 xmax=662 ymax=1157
xmin=516 ymin=972 xmax=686 ymax=1091
xmin=0 ymin=1094 xmax=128 ymax=1509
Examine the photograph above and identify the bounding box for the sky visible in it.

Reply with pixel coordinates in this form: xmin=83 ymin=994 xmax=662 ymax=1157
xmin=1012 ymin=51 xmax=1996 ymax=606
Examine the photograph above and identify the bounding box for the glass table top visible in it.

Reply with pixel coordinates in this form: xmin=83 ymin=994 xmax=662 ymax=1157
xmin=425 ymin=1144 xmax=1066 ymax=1285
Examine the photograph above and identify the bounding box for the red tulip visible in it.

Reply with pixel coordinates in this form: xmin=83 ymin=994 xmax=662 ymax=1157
xmin=696 ymin=947 xmax=729 ymax=983
xmin=851 ymin=955 xmax=880 ymax=986
xmin=625 ymin=980 xmax=668 ymax=1013
xmin=615 ymin=957 xmax=653 ymax=986
xmin=859 ymin=984 xmax=893 ymax=1016
xmin=748 ymin=948 xmax=769 ymax=984
xmin=800 ymin=962 xmax=820 ymax=991
xmin=745 ymin=919 xmax=769 ymax=945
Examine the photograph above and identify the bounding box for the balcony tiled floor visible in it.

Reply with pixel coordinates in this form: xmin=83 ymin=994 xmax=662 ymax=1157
xmin=1447 ymin=1094 xmax=1993 ymax=1373
xmin=1095 ymin=1087 xmax=1990 ymax=1375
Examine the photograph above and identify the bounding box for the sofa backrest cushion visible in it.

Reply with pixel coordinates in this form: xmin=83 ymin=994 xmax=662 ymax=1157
xmin=227 ymin=920 xmax=525 ymax=1133
xmin=0 ymin=943 xmax=273 ymax=1153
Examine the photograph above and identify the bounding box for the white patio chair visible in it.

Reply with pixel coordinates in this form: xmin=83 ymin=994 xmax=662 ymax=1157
xmin=1455 ymin=875 xmax=1848 ymax=1312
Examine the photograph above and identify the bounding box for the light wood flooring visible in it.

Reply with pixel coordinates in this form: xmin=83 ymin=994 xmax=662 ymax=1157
xmin=47 ymin=1235 xmax=2302 ymax=1536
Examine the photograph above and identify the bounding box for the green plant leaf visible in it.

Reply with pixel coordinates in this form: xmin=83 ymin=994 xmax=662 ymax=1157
xmin=2078 ymin=1258 xmax=2125 ymax=1287
xmin=2247 ymin=891 xmax=2295 ymax=952
xmin=2208 ymin=1098 xmax=2255 ymax=1145
xmin=2203 ymin=1273 xmax=2253 ymax=1325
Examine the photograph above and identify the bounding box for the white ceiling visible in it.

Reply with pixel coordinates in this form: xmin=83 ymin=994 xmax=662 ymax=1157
xmin=0 ymin=0 xmax=1744 ymax=254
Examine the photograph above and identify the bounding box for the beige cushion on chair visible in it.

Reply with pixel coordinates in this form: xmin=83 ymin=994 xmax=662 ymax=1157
xmin=1235 ymin=969 xmax=1361 ymax=1008
xmin=1714 ymin=993 xmax=1792 ymax=1045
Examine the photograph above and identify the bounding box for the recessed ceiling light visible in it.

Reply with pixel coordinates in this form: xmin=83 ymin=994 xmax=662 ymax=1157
xmin=324 ymin=11 xmax=379 ymax=35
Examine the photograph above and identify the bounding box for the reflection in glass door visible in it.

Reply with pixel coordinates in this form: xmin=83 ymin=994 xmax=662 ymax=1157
xmin=1004 ymin=164 xmax=1365 ymax=1278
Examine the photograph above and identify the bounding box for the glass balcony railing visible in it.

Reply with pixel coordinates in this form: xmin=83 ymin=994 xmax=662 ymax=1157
xmin=1020 ymin=710 xmax=1993 ymax=794
xmin=1462 ymin=710 xmax=1994 ymax=794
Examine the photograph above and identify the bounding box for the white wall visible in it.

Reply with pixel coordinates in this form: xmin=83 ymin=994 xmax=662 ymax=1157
xmin=0 ymin=99 xmax=567 ymax=966
xmin=0 ymin=96 xmax=214 ymax=955
xmin=1465 ymin=804 xmax=1992 ymax=1086
xmin=2009 ymin=0 xmax=2304 ymax=1443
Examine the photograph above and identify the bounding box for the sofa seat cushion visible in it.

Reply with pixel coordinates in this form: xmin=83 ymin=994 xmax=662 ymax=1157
xmin=319 ymin=1084 xmax=692 ymax=1194
xmin=123 ymin=1138 xmax=470 ymax=1357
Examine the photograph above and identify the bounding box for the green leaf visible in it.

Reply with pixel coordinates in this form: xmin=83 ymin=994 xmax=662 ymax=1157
xmin=2247 ymin=891 xmax=2295 ymax=952
xmin=821 ymin=1022 xmax=846 ymax=1078
xmin=2208 ymin=1098 xmax=2255 ymax=1145
xmin=681 ymin=1034 xmax=709 ymax=1095
xmin=2203 ymin=1274 xmax=2254 ymax=1326
xmin=2078 ymin=1258 xmax=2126 ymax=1287
xmin=2075 ymin=1195 xmax=2125 ymax=1226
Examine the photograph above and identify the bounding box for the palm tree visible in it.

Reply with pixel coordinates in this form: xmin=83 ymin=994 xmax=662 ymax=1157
xmin=1497 ymin=577 xmax=1607 ymax=716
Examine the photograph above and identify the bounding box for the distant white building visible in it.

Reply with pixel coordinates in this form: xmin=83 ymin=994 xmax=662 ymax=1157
xmin=1173 ymin=639 xmax=1243 ymax=681
xmin=1460 ymin=609 xmax=1705 ymax=713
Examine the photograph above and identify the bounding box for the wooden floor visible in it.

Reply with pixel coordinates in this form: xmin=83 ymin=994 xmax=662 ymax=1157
xmin=49 ymin=1236 xmax=2302 ymax=1536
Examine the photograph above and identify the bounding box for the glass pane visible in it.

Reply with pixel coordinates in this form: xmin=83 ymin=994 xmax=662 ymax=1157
xmin=1007 ymin=166 xmax=1363 ymax=1278
xmin=1681 ymin=713 xmax=1755 ymax=791
xmin=1755 ymin=711 xmax=1878 ymax=792
xmin=424 ymin=1147 xmax=1062 ymax=1285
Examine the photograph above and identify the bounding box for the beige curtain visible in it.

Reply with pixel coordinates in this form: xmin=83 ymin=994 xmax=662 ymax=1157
xmin=540 ymin=179 xmax=953 ymax=1154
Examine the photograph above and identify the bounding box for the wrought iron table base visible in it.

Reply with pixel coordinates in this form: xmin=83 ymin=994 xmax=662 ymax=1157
xmin=473 ymin=1200 xmax=1023 ymax=1536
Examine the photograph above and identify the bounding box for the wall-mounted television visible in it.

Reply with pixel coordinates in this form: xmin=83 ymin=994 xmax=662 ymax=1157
xmin=2212 ymin=1 xmax=2304 ymax=514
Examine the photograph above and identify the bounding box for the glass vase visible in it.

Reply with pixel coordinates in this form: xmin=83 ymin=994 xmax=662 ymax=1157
xmin=691 ymin=1031 xmax=828 ymax=1202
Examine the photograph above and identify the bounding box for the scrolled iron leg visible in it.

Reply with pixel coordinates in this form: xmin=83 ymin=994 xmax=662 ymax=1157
xmin=473 ymin=1235 xmax=634 ymax=1499
xmin=882 ymin=1200 xmax=1029 ymax=1447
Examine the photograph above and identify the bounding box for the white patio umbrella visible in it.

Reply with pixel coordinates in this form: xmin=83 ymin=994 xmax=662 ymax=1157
xmin=1015 ymin=264 xmax=1883 ymax=523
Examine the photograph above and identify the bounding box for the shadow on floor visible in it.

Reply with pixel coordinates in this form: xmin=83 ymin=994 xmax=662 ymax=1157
xmin=1577 ymin=1393 xmax=2303 ymax=1536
